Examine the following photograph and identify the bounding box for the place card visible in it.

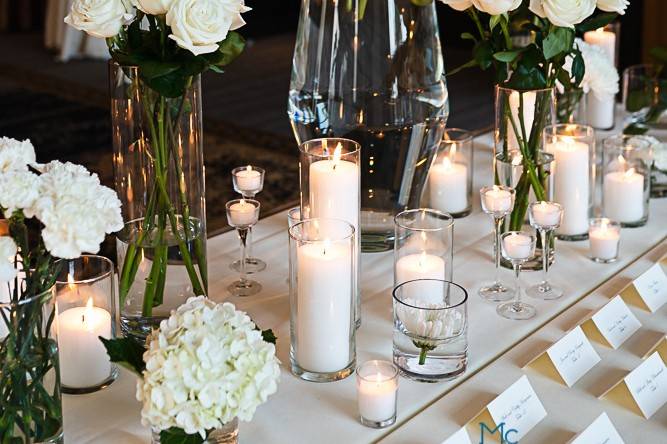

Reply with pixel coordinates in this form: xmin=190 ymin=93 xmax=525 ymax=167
xmin=620 ymin=264 xmax=667 ymax=312
xmin=580 ymin=295 xmax=641 ymax=349
xmin=601 ymin=352 xmax=667 ymax=418
xmin=441 ymin=427 xmax=472 ymax=444
xmin=525 ymin=326 xmax=601 ymax=387
xmin=643 ymin=335 xmax=667 ymax=362
xmin=569 ymin=412 xmax=624 ymax=444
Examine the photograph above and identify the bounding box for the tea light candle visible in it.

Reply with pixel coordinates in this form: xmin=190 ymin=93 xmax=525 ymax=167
xmin=603 ymin=166 xmax=644 ymax=223
xmin=429 ymin=154 xmax=468 ymax=214
xmin=228 ymin=199 xmax=258 ymax=226
xmin=58 ymin=297 xmax=112 ymax=388
xmin=234 ymin=165 xmax=262 ymax=193
xmin=395 ymin=252 xmax=445 ymax=305
xmin=503 ymin=233 xmax=533 ymax=260
xmin=589 ymin=219 xmax=620 ymax=262
xmin=584 ymin=28 xmax=616 ymax=65
xmin=481 ymin=186 xmax=513 ymax=214
xmin=531 ymin=201 xmax=562 ymax=227
xmin=357 ymin=360 xmax=398 ymax=426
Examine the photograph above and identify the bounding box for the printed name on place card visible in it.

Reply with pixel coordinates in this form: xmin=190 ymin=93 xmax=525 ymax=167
xmin=581 ymin=295 xmax=641 ymax=349
xmin=486 ymin=375 xmax=547 ymax=442
xmin=545 ymin=326 xmax=601 ymax=387
xmin=569 ymin=412 xmax=624 ymax=444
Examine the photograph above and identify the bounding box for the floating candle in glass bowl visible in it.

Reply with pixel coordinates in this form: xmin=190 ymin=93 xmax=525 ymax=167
xmin=356 ymin=360 xmax=399 ymax=428
xmin=589 ymin=218 xmax=621 ymax=263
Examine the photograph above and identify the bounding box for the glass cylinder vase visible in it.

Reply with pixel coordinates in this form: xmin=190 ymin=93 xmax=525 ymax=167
xmin=110 ymin=62 xmax=208 ymax=342
xmin=556 ymin=88 xmax=586 ymax=124
xmin=1 ymin=287 xmax=63 ymax=444
xmin=288 ymin=218 xmax=356 ymax=382
xmin=288 ymin=0 xmax=449 ymax=253
xmin=544 ymin=124 xmax=595 ymax=241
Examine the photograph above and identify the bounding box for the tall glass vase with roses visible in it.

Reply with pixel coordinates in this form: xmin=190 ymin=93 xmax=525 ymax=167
xmin=0 ymin=138 xmax=123 ymax=443
xmin=66 ymin=0 xmax=249 ymax=341
xmin=440 ymin=0 xmax=626 ymax=268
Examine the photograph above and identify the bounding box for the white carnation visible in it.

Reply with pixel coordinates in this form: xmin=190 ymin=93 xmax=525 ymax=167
xmin=577 ymin=39 xmax=618 ymax=99
xmin=166 ymin=0 xmax=250 ymax=56
xmin=529 ymin=0 xmax=596 ymax=28
xmin=0 ymin=137 xmax=36 ymax=172
xmin=132 ymin=0 xmax=174 ymax=15
xmin=137 ymin=296 xmax=280 ymax=437
xmin=473 ymin=0 xmax=522 ymax=15
xmin=0 ymin=237 xmax=17 ymax=282
xmin=438 ymin=0 xmax=473 ymax=11
xmin=597 ymin=0 xmax=629 ymax=14
xmin=64 ymin=0 xmax=134 ymax=39
xmin=0 ymin=171 xmax=40 ymax=218
xmin=30 ymin=161 xmax=123 ymax=259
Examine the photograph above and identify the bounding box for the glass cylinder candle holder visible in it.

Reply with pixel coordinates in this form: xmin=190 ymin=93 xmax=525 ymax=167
xmin=622 ymin=64 xmax=666 ymax=129
xmin=55 ymin=255 xmax=118 ymax=394
xmin=394 ymin=209 xmax=454 ymax=293
xmin=427 ymin=128 xmax=474 ymax=218
xmin=288 ymin=218 xmax=356 ymax=382
xmin=299 ymin=138 xmax=360 ymax=327
xmin=544 ymin=124 xmax=595 ymax=241
xmin=602 ymin=135 xmax=652 ymax=227
xmin=356 ymin=360 xmax=399 ymax=428
xmin=393 ymin=279 xmax=468 ymax=382
xmin=584 ymin=22 xmax=619 ymax=67
xmin=589 ymin=218 xmax=621 ymax=263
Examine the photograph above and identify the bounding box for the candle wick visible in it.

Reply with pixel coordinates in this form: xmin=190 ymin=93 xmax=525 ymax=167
xmin=81 ymin=314 xmax=85 ymax=323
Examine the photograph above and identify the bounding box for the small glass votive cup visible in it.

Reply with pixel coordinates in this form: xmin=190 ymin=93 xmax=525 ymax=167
xmin=287 ymin=206 xmax=302 ymax=228
xmin=55 ymin=255 xmax=118 ymax=394
xmin=427 ymin=128 xmax=474 ymax=218
xmin=232 ymin=165 xmax=265 ymax=197
xmin=392 ymin=279 xmax=468 ymax=382
xmin=356 ymin=360 xmax=399 ymax=428
xmin=602 ymin=135 xmax=652 ymax=227
xmin=589 ymin=218 xmax=621 ymax=263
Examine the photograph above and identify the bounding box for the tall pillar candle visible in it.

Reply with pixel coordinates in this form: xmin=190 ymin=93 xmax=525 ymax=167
xmin=603 ymin=168 xmax=644 ymax=223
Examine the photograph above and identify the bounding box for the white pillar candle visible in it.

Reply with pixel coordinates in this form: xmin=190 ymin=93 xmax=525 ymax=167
xmin=589 ymin=221 xmax=620 ymax=260
xmin=603 ymin=168 xmax=644 ymax=223
xmin=296 ymin=240 xmax=352 ymax=373
xmin=357 ymin=372 xmax=398 ymax=422
xmin=587 ymin=92 xmax=615 ymax=130
xmin=429 ymin=156 xmax=468 ymax=214
xmin=503 ymin=233 xmax=533 ymax=260
xmin=531 ymin=202 xmax=561 ymax=227
xmin=547 ymin=137 xmax=589 ymax=235
xmin=228 ymin=199 xmax=257 ymax=226
xmin=58 ymin=297 xmax=112 ymax=388
xmin=234 ymin=165 xmax=261 ymax=193
xmin=507 ymin=91 xmax=536 ymax=150
xmin=395 ymin=252 xmax=445 ymax=305
xmin=584 ymin=28 xmax=616 ymax=65
xmin=481 ymin=186 xmax=513 ymax=213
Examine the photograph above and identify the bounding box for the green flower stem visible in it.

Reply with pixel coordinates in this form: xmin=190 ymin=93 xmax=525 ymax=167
xmin=414 ymin=341 xmax=437 ymax=365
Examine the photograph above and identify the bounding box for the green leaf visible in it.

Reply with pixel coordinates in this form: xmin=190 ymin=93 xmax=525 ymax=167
xmin=576 ymin=12 xmax=617 ymax=33
xmin=505 ymin=63 xmax=547 ymax=89
xmin=489 ymin=15 xmax=502 ymax=33
xmin=159 ymin=428 xmax=206 ymax=444
xmin=99 ymin=337 xmax=146 ymax=376
xmin=262 ymin=329 xmax=277 ymax=345
xmin=493 ymin=50 xmax=520 ymax=63
xmin=209 ymin=65 xmax=224 ymax=74
xmin=140 ymin=60 xmax=181 ymax=79
xmin=447 ymin=58 xmax=478 ymax=76
xmin=144 ymin=70 xmax=188 ymax=98
xmin=205 ymin=32 xmax=245 ymax=67
xmin=543 ymin=27 xmax=573 ymax=60
xmin=623 ymin=123 xmax=649 ymax=135
xmin=571 ymin=50 xmax=585 ymax=86
xmin=473 ymin=41 xmax=494 ymax=70
xmin=460 ymin=32 xmax=476 ymax=42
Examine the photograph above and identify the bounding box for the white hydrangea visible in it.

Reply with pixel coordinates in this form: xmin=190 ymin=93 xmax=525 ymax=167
xmin=137 ymin=296 xmax=280 ymax=437
xmin=0 ymin=137 xmax=36 ymax=173
xmin=30 ymin=161 xmax=123 ymax=259
xmin=562 ymin=39 xmax=618 ymax=99
xmin=0 ymin=171 xmax=41 ymax=218
xmin=0 ymin=237 xmax=17 ymax=282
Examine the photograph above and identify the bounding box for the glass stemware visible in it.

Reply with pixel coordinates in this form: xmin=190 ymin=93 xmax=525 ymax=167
xmin=231 ymin=166 xmax=266 ymax=274
xmin=497 ymin=232 xmax=537 ymax=320
xmin=478 ymin=185 xmax=516 ymax=302
xmin=527 ymin=201 xmax=564 ymax=300
xmin=226 ymin=199 xmax=262 ymax=297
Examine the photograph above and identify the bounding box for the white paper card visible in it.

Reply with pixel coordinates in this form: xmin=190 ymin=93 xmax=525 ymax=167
xmin=633 ymin=264 xmax=667 ymax=312
xmin=546 ymin=326 xmax=601 ymax=387
xmin=570 ymin=412 xmax=624 ymax=444
xmin=591 ymin=296 xmax=641 ymax=349
xmin=624 ymin=352 xmax=667 ymax=418
xmin=487 ymin=375 xmax=547 ymax=441
xmin=441 ymin=427 xmax=472 ymax=444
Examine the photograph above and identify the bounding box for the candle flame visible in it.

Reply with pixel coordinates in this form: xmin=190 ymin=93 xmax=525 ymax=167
xmin=624 ymin=167 xmax=636 ymax=178
xmin=600 ymin=218 xmax=609 ymax=231
xmin=595 ymin=27 xmax=605 ymax=34
xmin=492 ymin=185 xmax=500 ymax=192
xmin=617 ymin=155 xmax=626 ymax=166
xmin=332 ymin=143 xmax=342 ymax=170
xmin=82 ymin=297 xmax=94 ymax=327
xmin=450 ymin=142 xmax=457 ymax=157
xmin=246 ymin=165 xmax=252 ymax=172
xmin=441 ymin=156 xmax=452 ymax=170
xmin=374 ymin=372 xmax=383 ymax=383
xmin=67 ymin=273 xmax=76 ymax=290
xmin=323 ymin=238 xmax=331 ymax=256
xmin=240 ymin=198 xmax=246 ymax=205
xmin=419 ymin=251 xmax=427 ymax=268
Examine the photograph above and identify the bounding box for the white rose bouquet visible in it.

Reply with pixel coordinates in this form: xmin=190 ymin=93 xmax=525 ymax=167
xmin=101 ymin=296 xmax=279 ymax=443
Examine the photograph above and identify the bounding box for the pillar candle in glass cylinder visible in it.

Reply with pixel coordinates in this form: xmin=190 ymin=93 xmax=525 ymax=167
xmin=603 ymin=167 xmax=644 ymax=223
xmin=587 ymin=93 xmax=615 ymax=130
xmin=429 ymin=156 xmax=468 ymax=214
xmin=584 ymin=27 xmax=616 ymax=66
xmin=394 ymin=251 xmax=445 ymax=305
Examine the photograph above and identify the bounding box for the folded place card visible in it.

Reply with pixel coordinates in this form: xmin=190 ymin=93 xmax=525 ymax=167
xmin=620 ymin=263 xmax=667 ymax=312
xmin=601 ymin=352 xmax=667 ymax=418
xmin=643 ymin=335 xmax=667 ymax=362
xmin=441 ymin=427 xmax=472 ymax=444
xmin=569 ymin=412 xmax=624 ymax=444
xmin=580 ymin=295 xmax=641 ymax=349
xmin=525 ymin=326 xmax=601 ymax=387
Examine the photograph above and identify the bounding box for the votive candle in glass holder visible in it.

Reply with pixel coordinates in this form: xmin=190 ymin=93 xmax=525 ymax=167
xmin=589 ymin=218 xmax=621 ymax=263
xmin=55 ymin=255 xmax=118 ymax=394
xmin=602 ymin=135 xmax=652 ymax=227
xmin=544 ymin=124 xmax=595 ymax=241
xmin=289 ymin=218 xmax=356 ymax=382
xmin=232 ymin=165 xmax=265 ymax=197
xmin=428 ymin=128 xmax=473 ymax=218
xmin=356 ymin=360 xmax=399 ymax=428
xmin=393 ymin=209 xmax=454 ymax=304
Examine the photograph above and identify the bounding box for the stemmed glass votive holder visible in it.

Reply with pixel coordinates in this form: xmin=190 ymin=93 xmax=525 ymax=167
xmin=231 ymin=166 xmax=266 ymax=274
xmin=497 ymin=232 xmax=537 ymax=320
xmin=478 ymin=185 xmax=516 ymax=302
xmin=527 ymin=201 xmax=564 ymax=300
xmin=226 ymin=199 xmax=261 ymax=297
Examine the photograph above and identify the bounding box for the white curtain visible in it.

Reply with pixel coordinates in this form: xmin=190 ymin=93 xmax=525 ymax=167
xmin=44 ymin=0 xmax=109 ymax=62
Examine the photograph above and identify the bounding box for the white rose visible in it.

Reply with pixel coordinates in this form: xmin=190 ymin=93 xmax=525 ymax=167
xmin=597 ymin=0 xmax=629 ymax=14
xmin=438 ymin=0 xmax=473 ymax=11
xmin=64 ymin=0 xmax=133 ymax=39
xmin=0 ymin=137 xmax=36 ymax=172
xmin=132 ymin=0 xmax=174 ymax=15
xmin=0 ymin=237 xmax=18 ymax=282
xmin=166 ymin=0 xmax=250 ymax=56
xmin=529 ymin=0 xmax=596 ymax=28
xmin=473 ymin=0 xmax=522 ymax=15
